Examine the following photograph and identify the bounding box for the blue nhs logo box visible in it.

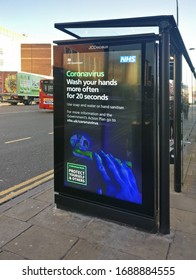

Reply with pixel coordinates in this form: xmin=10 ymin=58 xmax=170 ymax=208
xmin=120 ymin=55 xmax=136 ymax=63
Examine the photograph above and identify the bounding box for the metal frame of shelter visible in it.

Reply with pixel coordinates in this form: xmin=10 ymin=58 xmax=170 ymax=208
xmin=54 ymin=15 xmax=196 ymax=234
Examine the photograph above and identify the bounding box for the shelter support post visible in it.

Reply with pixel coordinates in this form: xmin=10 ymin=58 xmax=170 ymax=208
xmin=174 ymin=53 xmax=182 ymax=192
xmin=159 ymin=25 xmax=170 ymax=234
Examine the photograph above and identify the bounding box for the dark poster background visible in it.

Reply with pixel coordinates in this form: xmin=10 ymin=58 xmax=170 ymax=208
xmin=63 ymin=45 xmax=143 ymax=205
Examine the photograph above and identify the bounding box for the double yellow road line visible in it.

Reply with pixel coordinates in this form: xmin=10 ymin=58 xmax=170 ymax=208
xmin=0 ymin=169 xmax=54 ymax=205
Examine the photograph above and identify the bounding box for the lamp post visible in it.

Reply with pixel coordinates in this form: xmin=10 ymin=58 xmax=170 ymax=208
xmin=176 ymin=0 xmax=179 ymax=27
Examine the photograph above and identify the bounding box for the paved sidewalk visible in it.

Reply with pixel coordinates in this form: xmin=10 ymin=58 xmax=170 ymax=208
xmin=0 ymin=124 xmax=195 ymax=260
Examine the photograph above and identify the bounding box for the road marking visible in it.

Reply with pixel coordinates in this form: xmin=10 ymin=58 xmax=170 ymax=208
xmin=0 ymin=169 xmax=54 ymax=204
xmin=5 ymin=137 xmax=31 ymax=144
xmin=0 ymin=169 xmax=53 ymax=196
xmin=48 ymin=132 xmax=53 ymax=135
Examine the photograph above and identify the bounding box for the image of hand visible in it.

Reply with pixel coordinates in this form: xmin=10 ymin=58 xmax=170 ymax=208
xmin=94 ymin=151 xmax=142 ymax=204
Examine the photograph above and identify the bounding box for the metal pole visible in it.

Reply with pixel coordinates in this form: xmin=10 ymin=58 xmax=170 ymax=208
xmin=159 ymin=24 xmax=170 ymax=234
xmin=174 ymin=53 xmax=182 ymax=192
xmin=189 ymin=48 xmax=196 ymax=107
xmin=176 ymin=0 xmax=179 ymax=27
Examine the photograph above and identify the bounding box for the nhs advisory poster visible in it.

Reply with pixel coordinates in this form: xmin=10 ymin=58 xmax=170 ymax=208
xmin=63 ymin=46 xmax=142 ymax=205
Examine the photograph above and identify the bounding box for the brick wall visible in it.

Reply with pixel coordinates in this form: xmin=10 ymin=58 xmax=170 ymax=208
xmin=21 ymin=44 xmax=52 ymax=76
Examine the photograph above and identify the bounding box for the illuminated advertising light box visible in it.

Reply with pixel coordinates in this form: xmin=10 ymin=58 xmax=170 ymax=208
xmin=54 ymin=35 xmax=158 ymax=231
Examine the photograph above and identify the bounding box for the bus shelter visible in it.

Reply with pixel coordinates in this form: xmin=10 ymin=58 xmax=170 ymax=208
xmin=53 ymin=16 xmax=196 ymax=233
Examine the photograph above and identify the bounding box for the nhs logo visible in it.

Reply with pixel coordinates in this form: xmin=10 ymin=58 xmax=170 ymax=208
xmin=120 ymin=55 xmax=136 ymax=63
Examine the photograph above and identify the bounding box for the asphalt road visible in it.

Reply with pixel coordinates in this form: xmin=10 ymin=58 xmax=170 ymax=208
xmin=0 ymin=104 xmax=53 ymax=192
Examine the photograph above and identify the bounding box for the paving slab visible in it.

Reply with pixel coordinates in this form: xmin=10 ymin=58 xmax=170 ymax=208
xmin=167 ymin=230 xmax=196 ymax=260
xmin=0 ymin=182 xmax=53 ymax=214
xmin=187 ymin=163 xmax=196 ymax=176
xmin=170 ymin=208 xmax=196 ymax=234
xmin=2 ymin=198 xmax=50 ymax=221
xmin=3 ymin=225 xmax=78 ymax=260
xmin=63 ymin=239 xmax=142 ymax=260
xmin=170 ymin=192 xmax=196 ymax=213
xmin=100 ymin=247 xmax=143 ymax=260
xmin=187 ymin=187 xmax=196 ymax=196
xmin=0 ymin=250 xmax=26 ymax=260
xmin=29 ymin=205 xmax=92 ymax=236
xmin=33 ymin=188 xmax=54 ymax=204
xmin=0 ymin=215 xmax=31 ymax=248
xmin=80 ymin=219 xmax=171 ymax=259
xmin=63 ymin=239 xmax=106 ymax=260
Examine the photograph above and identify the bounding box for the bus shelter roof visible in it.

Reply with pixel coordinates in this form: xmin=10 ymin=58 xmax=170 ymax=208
xmin=54 ymin=15 xmax=195 ymax=77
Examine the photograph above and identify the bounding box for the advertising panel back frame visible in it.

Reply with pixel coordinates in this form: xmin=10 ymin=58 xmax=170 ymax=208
xmin=53 ymin=34 xmax=158 ymax=232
